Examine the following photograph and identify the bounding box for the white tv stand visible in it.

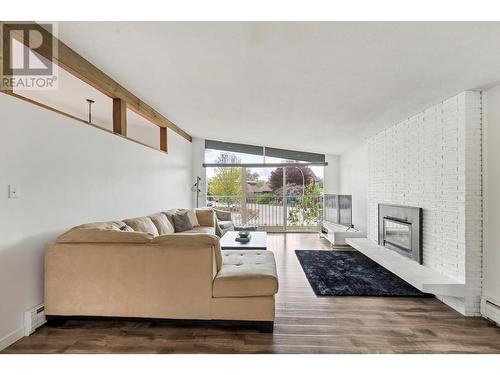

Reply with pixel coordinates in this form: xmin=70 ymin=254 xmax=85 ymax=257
xmin=320 ymin=221 xmax=365 ymax=247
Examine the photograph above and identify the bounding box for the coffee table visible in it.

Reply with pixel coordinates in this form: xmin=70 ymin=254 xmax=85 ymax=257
xmin=220 ymin=231 xmax=267 ymax=250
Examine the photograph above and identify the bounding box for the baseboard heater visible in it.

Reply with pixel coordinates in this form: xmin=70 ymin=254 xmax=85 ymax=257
xmin=24 ymin=304 xmax=46 ymax=336
xmin=481 ymin=298 xmax=500 ymax=326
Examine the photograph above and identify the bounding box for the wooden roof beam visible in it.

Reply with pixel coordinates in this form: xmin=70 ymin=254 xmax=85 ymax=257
xmin=2 ymin=21 xmax=192 ymax=142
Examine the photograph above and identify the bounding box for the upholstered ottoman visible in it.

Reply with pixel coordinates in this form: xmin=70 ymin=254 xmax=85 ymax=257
xmin=211 ymin=250 xmax=279 ymax=332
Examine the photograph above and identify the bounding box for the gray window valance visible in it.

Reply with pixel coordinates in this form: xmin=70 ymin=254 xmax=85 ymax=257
xmin=205 ymin=140 xmax=324 ymax=163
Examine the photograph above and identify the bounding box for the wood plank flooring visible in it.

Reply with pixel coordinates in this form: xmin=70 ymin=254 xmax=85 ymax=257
xmin=3 ymin=233 xmax=500 ymax=354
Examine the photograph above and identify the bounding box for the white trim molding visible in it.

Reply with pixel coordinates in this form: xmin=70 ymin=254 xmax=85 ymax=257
xmin=0 ymin=326 xmax=24 ymax=352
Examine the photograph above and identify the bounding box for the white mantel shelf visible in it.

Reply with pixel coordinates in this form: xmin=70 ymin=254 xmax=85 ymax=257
xmin=346 ymin=238 xmax=465 ymax=297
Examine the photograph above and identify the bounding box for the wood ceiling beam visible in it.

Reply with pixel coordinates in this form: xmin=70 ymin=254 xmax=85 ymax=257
xmin=160 ymin=127 xmax=168 ymax=153
xmin=2 ymin=21 xmax=192 ymax=142
xmin=113 ymin=98 xmax=127 ymax=136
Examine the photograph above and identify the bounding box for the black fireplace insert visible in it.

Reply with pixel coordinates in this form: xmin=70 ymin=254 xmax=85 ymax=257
xmin=378 ymin=204 xmax=422 ymax=264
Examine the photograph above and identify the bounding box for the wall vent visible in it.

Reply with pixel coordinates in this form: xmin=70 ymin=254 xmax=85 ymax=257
xmin=481 ymin=298 xmax=500 ymax=326
xmin=24 ymin=304 xmax=46 ymax=336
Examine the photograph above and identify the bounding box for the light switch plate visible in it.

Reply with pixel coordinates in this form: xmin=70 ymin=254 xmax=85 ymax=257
xmin=8 ymin=184 xmax=20 ymax=199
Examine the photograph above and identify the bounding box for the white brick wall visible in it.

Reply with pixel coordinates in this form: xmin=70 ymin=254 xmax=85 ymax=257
xmin=463 ymin=92 xmax=483 ymax=315
xmin=366 ymin=91 xmax=483 ymax=315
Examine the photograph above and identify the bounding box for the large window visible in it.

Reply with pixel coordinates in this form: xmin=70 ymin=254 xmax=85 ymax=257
xmin=205 ymin=140 xmax=325 ymax=230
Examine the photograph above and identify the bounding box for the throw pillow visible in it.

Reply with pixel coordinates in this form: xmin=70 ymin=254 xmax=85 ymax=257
xmin=172 ymin=211 xmax=194 ymax=232
xmin=179 ymin=209 xmax=200 ymax=227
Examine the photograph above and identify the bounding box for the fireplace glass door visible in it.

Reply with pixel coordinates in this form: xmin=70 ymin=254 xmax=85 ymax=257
xmin=383 ymin=218 xmax=411 ymax=252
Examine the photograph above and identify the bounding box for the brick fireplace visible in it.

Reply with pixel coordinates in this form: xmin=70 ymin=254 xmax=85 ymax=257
xmin=365 ymin=91 xmax=483 ymax=316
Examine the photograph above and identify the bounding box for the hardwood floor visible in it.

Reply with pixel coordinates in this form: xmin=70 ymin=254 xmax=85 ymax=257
xmin=3 ymin=233 xmax=500 ymax=354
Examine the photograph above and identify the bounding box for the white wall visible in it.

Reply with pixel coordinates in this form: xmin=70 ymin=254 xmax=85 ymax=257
xmin=340 ymin=143 xmax=368 ymax=233
xmin=127 ymin=109 xmax=161 ymax=150
xmin=364 ymin=91 xmax=483 ymax=315
xmin=323 ymin=154 xmax=340 ymax=194
xmin=483 ymin=85 xmax=500 ymax=313
xmin=0 ymin=94 xmax=193 ymax=350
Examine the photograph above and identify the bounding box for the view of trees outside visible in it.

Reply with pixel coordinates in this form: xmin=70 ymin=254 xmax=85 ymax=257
xmin=206 ymin=151 xmax=324 ymax=227
xmin=287 ymin=183 xmax=323 ymax=226
xmin=269 ymin=165 xmax=317 ymax=191
xmin=207 ymin=153 xmax=242 ymax=196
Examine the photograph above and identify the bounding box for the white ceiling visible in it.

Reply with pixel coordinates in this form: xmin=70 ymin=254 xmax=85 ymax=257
xmin=58 ymin=22 xmax=500 ymax=155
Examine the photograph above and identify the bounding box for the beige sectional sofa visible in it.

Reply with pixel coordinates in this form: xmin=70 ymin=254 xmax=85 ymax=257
xmin=44 ymin=208 xmax=279 ymax=332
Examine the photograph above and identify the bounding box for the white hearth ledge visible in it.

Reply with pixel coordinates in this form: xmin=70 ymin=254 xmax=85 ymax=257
xmin=346 ymin=238 xmax=465 ymax=297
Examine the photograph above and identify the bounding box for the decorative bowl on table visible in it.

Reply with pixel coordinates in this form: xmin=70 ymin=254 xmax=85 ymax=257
xmin=235 ymin=231 xmax=251 ymax=243
xmin=238 ymin=231 xmax=250 ymax=238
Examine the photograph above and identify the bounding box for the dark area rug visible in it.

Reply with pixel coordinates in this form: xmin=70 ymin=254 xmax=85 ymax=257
xmin=295 ymin=250 xmax=433 ymax=297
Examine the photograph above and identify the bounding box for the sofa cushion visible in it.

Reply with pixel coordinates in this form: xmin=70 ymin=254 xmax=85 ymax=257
xmin=218 ymin=220 xmax=234 ymax=230
xmin=123 ymin=216 xmax=159 ymax=236
xmin=213 ymin=250 xmax=279 ymax=298
xmin=195 ymin=208 xmax=215 ymax=227
xmin=77 ymin=221 xmax=129 ymax=231
xmin=56 ymin=228 xmax=153 ymax=243
xmin=172 ymin=211 xmax=193 ymax=232
xmin=152 ymin=233 xmax=222 ymax=272
xmin=149 ymin=213 xmax=175 ymax=235
xmin=184 ymin=209 xmax=200 ymax=227
xmin=183 ymin=226 xmax=216 ymax=235
xmin=163 ymin=209 xmax=179 ymax=227
xmin=152 ymin=233 xmax=219 ymax=246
